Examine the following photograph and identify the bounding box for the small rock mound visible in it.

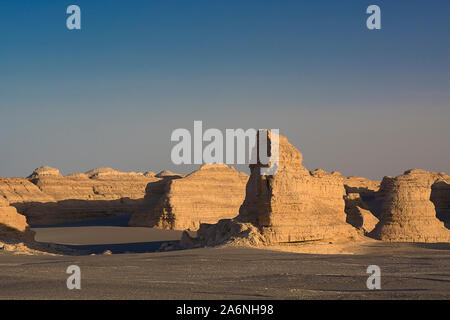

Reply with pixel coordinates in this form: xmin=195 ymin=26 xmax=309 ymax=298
xmin=28 ymin=166 xmax=62 ymax=179
xmin=155 ymin=170 xmax=184 ymax=178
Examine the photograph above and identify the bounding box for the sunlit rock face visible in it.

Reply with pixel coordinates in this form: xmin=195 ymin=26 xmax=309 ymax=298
xmin=0 ymin=196 xmax=35 ymax=241
xmin=181 ymin=131 xmax=359 ymax=248
xmin=129 ymin=164 xmax=248 ymax=231
xmin=370 ymin=169 xmax=450 ymax=243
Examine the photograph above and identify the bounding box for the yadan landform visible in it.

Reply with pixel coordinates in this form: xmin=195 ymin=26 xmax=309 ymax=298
xmin=1 ymin=132 xmax=449 ymax=299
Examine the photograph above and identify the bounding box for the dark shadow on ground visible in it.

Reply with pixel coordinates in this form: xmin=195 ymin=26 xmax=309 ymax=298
xmin=410 ymin=243 xmax=450 ymax=250
xmin=37 ymin=240 xmax=179 ymax=255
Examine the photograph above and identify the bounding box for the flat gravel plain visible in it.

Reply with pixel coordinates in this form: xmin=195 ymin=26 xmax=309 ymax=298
xmin=0 ymin=224 xmax=449 ymax=299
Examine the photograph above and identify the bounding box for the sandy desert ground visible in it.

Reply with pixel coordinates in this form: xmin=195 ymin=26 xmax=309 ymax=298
xmin=0 ymin=217 xmax=449 ymax=300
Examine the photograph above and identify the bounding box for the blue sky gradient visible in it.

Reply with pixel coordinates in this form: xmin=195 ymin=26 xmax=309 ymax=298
xmin=0 ymin=0 xmax=449 ymax=179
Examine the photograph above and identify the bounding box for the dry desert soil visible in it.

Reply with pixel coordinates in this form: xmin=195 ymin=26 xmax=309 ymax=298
xmin=0 ymin=216 xmax=449 ymax=300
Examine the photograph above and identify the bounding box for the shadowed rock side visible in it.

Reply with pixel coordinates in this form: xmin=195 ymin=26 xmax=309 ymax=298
xmin=28 ymin=166 xmax=159 ymax=202
xmin=129 ymin=164 xmax=248 ymax=230
xmin=431 ymin=177 xmax=450 ymax=226
xmin=181 ymin=132 xmax=359 ymax=248
xmin=0 ymin=196 xmax=35 ymax=242
xmin=344 ymin=193 xmax=378 ymax=234
xmin=0 ymin=178 xmax=57 ymax=223
xmin=0 ymin=166 xmax=160 ymax=225
xmin=344 ymin=175 xmax=383 ymax=216
xmin=369 ymin=169 xmax=450 ymax=242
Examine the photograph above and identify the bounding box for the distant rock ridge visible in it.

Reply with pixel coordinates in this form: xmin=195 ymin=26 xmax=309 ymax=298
xmin=155 ymin=170 xmax=185 ymax=178
xmin=181 ymin=131 xmax=359 ymax=248
xmin=27 ymin=166 xmax=62 ymax=179
xmin=129 ymin=164 xmax=248 ymax=230
xmin=344 ymin=176 xmax=380 ymax=194
xmin=1 ymin=166 xmax=160 ymax=225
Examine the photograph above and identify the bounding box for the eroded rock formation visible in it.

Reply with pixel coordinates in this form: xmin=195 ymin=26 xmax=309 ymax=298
xmin=344 ymin=193 xmax=378 ymax=234
xmin=344 ymin=176 xmax=380 ymax=194
xmin=182 ymin=131 xmax=359 ymax=247
xmin=0 ymin=196 xmax=34 ymax=241
xmin=430 ymin=174 xmax=450 ymax=226
xmin=369 ymin=169 xmax=450 ymax=242
xmin=0 ymin=167 xmax=160 ymax=225
xmin=129 ymin=164 xmax=248 ymax=230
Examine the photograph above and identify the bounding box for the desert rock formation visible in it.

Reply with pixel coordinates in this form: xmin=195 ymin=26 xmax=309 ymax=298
xmin=155 ymin=170 xmax=185 ymax=178
xmin=343 ymin=176 xmax=380 ymax=233
xmin=129 ymin=164 xmax=248 ymax=230
xmin=0 ymin=196 xmax=34 ymax=241
xmin=344 ymin=176 xmax=380 ymax=194
xmin=182 ymin=131 xmax=359 ymax=247
xmin=0 ymin=167 xmax=159 ymax=225
xmin=344 ymin=193 xmax=379 ymax=234
xmin=369 ymin=169 xmax=450 ymax=242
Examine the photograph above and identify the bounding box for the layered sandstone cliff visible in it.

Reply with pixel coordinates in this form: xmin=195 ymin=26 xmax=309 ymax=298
xmin=0 ymin=178 xmax=56 ymax=222
xmin=369 ymin=169 xmax=450 ymax=242
xmin=182 ymin=132 xmax=359 ymax=247
xmin=0 ymin=166 xmax=160 ymax=225
xmin=343 ymin=176 xmax=380 ymax=234
xmin=129 ymin=164 xmax=248 ymax=230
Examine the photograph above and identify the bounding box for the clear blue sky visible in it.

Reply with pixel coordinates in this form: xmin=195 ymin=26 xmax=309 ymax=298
xmin=0 ymin=0 xmax=449 ymax=179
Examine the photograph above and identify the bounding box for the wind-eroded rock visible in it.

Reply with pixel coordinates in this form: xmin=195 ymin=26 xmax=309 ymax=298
xmin=344 ymin=193 xmax=378 ymax=234
xmin=344 ymin=176 xmax=380 ymax=194
xmin=129 ymin=164 xmax=248 ymax=230
xmin=0 ymin=196 xmax=34 ymax=241
xmin=369 ymin=169 xmax=450 ymax=242
xmin=182 ymin=132 xmax=358 ymax=248
xmin=0 ymin=167 xmax=160 ymax=225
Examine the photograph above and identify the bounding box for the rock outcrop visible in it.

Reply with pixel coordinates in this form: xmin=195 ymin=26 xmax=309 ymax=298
xmin=430 ymin=174 xmax=450 ymax=226
xmin=0 ymin=178 xmax=56 ymax=220
xmin=344 ymin=176 xmax=380 ymax=194
xmin=129 ymin=164 xmax=248 ymax=230
xmin=344 ymin=193 xmax=378 ymax=234
xmin=369 ymin=169 xmax=450 ymax=242
xmin=155 ymin=170 xmax=184 ymax=178
xmin=181 ymin=131 xmax=359 ymax=247
xmin=0 ymin=167 xmax=160 ymax=225
xmin=0 ymin=196 xmax=34 ymax=241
